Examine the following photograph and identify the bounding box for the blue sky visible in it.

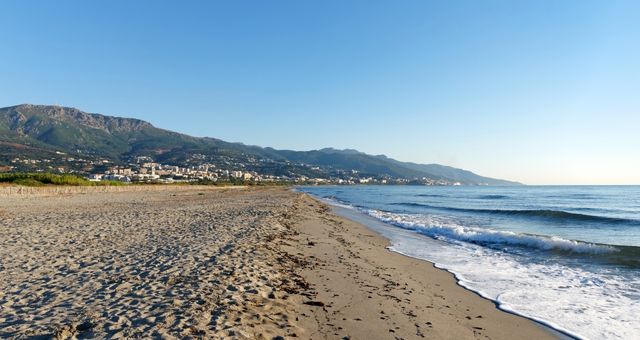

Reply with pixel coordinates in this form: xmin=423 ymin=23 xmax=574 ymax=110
xmin=1 ymin=1 xmax=639 ymax=184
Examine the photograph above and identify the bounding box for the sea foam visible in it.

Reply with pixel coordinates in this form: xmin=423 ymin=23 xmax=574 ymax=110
xmin=307 ymin=186 xmax=640 ymax=339
xmin=366 ymin=210 xmax=617 ymax=255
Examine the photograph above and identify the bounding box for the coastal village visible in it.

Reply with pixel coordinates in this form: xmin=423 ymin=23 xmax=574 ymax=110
xmin=5 ymin=154 xmax=461 ymax=186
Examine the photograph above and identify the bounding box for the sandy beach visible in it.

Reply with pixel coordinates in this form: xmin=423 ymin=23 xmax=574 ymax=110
xmin=0 ymin=186 xmax=555 ymax=339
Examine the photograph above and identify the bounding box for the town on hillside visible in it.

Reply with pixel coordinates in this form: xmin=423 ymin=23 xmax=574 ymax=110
xmin=3 ymin=153 xmax=462 ymax=186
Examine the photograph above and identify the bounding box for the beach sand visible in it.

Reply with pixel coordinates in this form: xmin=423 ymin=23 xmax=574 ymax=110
xmin=0 ymin=186 xmax=555 ymax=339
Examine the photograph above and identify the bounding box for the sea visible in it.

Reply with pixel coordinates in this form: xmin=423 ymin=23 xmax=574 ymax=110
xmin=297 ymin=185 xmax=640 ymax=340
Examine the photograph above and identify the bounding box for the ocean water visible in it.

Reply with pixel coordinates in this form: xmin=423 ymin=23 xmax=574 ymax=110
xmin=298 ymin=185 xmax=640 ymax=340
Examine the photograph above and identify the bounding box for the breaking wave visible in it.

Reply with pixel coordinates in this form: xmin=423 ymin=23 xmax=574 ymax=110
xmin=392 ymin=202 xmax=639 ymax=225
xmin=367 ymin=210 xmax=619 ymax=255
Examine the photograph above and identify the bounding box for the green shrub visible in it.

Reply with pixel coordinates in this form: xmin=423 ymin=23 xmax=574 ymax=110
xmin=0 ymin=173 xmax=125 ymax=186
xmin=12 ymin=178 xmax=45 ymax=187
xmin=96 ymin=180 xmax=125 ymax=186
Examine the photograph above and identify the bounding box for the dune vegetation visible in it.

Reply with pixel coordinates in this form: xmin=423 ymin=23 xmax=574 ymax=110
xmin=0 ymin=173 xmax=124 ymax=187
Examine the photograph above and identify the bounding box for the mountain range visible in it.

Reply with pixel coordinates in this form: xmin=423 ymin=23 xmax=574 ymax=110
xmin=0 ymin=104 xmax=520 ymax=185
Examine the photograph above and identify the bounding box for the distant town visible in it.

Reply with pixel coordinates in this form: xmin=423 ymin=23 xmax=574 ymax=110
xmin=5 ymin=153 xmax=463 ymax=186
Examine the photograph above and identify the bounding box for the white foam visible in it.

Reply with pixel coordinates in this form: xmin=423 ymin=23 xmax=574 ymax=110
xmin=369 ymin=211 xmax=640 ymax=340
xmin=319 ymin=197 xmax=357 ymax=210
xmin=366 ymin=210 xmax=617 ymax=255
xmin=304 ymin=189 xmax=640 ymax=339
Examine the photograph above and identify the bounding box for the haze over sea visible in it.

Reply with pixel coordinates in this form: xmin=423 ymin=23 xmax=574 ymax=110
xmin=300 ymin=185 xmax=640 ymax=339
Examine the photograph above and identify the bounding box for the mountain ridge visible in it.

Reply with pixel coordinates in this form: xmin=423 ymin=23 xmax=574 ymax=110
xmin=0 ymin=104 xmax=521 ymax=185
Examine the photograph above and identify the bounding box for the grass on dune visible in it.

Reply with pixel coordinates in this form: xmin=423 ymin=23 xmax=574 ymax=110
xmin=0 ymin=173 xmax=124 ymax=187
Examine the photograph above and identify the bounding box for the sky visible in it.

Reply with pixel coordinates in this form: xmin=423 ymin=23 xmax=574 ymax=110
xmin=1 ymin=1 xmax=639 ymax=185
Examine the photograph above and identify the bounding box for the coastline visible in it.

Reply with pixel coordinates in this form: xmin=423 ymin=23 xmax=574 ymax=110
xmin=0 ymin=186 xmax=560 ymax=339
xmin=289 ymin=192 xmax=561 ymax=339
xmin=314 ymin=196 xmax=574 ymax=339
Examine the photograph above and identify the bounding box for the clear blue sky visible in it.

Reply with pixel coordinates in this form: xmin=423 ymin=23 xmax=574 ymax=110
xmin=1 ymin=1 xmax=639 ymax=185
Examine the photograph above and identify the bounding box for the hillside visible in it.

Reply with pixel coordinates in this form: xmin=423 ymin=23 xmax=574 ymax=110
xmin=0 ymin=104 xmax=521 ymax=185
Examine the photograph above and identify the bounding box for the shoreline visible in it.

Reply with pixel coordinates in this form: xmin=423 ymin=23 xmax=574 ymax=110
xmin=321 ymin=199 xmax=575 ymax=339
xmin=286 ymin=192 xmax=559 ymax=339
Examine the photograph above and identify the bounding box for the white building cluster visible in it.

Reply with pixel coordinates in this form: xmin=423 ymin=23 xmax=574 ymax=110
xmin=93 ymin=161 xmax=287 ymax=184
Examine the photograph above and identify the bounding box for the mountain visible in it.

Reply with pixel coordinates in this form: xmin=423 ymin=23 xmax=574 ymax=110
xmin=0 ymin=104 xmax=521 ymax=185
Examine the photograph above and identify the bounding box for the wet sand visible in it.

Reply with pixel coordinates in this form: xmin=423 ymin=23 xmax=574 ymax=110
xmin=0 ymin=186 xmax=555 ymax=339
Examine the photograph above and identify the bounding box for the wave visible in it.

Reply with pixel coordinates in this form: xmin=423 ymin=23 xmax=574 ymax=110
xmin=415 ymin=193 xmax=446 ymax=198
xmin=306 ymin=188 xmax=640 ymax=339
xmin=477 ymin=194 xmax=509 ymax=200
xmin=545 ymin=193 xmax=598 ymax=200
xmin=367 ymin=210 xmax=620 ymax=255
xmin=392 ymin=202 xmax=640 ymax=225
xmin=415 ymin=194 xmax=510 ymax=199
xmin=319 ymin=197 xmax=639 ymax=266
xmin=320 ymin=196 xmax=359 ymax=210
